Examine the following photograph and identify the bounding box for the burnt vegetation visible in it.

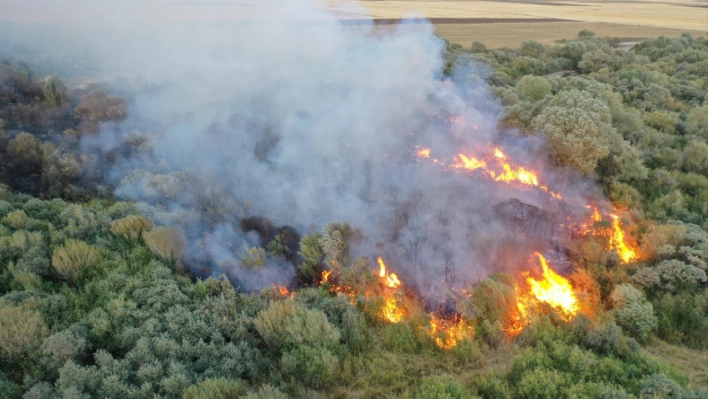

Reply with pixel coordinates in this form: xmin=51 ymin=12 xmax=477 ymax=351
xmin=0 ymin=31 xmax=707 ymax=399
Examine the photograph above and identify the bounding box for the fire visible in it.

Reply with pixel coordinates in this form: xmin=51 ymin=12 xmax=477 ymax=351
xmin=507 ymin=253 xmax=579 ymax=333
xmin=610 ymin=215 xmax=637 ymax=263
xmin=377 ymin=257 xmax=406 ymax=323
xmin=321 ymin=269 xmax=332 ymax=283
xmin=582 ymin=207 xmax=637 ymax=263
xmin=378 ymin=257 xmax=401 ymax=289
xmin=427 ymin=315 xmax=474 ymax=349
xmin=272 ymin=284 xmax=290 ymax=297
xmin=416 ymin=147 xmax=431 ymax=158
xmin=455 ymin=154 xmax=486 ymax=171
xmin=526 ymin=253 xmax=578 ymax=319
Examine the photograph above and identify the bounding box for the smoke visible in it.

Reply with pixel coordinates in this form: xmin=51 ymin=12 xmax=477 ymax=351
xmin=0 ymin=0 xmax=595 ymax=298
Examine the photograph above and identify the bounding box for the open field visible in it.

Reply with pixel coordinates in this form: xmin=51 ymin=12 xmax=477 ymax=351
xmin=353 ymin=0 xmax=708 ymax=47
xmin=432 ymin=21 xmax=707 ymax=48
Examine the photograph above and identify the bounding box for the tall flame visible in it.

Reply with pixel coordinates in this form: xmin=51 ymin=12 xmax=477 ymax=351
xmin=526 ymin=253 xmax=579 ymax=319
xmin=507 ymin=253 xmax=579 ymax=333
xmin=610 ymin=215 xmax=637 ymax=263
xmin=377 ymin=257 xmax=406 ymax=323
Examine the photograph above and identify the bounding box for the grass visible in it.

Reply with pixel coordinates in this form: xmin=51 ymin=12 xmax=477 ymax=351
xmin=643 ymin=338 xmax=708 ymax=390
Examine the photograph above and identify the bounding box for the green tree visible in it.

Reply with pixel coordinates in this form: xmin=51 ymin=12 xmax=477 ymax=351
xmin=532 ymin=90 xmax=621 ymax=174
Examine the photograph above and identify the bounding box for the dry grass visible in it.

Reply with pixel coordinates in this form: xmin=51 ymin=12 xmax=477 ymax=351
xmin=353 ymin=0 xmax=708 ymax=32
xmin=431 ymin=21 xmax=707 ymax=49
xmin=644 ymin=339 xmax=708 ymax=389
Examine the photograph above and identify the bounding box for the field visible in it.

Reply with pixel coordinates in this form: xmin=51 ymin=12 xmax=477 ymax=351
xmin=350 ymin=0 xmax=708 ymax=47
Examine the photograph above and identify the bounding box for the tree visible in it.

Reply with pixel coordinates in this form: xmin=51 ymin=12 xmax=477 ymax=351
xmin=531 ymin=90 xmax=621 ymax=174
xmin=516 ymin=75 xmax=552 ymax=101
xmin=686 ymin=106 xmax=708 ymax=138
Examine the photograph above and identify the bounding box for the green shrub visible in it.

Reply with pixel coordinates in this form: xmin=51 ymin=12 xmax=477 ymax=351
xmin=110 ymin=215 xmax=153 ymax=241
xmin=281 ymin=345 xmax=338 ymax=388
xmin=414 ymin=376 xmax=474 ymax=399
xmin=238 ymin=247 xmax=266 ymax=267
xmin=143 ymin=226 xmax=185 ymax=264
xmin=51 ymin=239 xmax=102 ymax=283
xmin=640 ymin=374 xmax=684 ymax=399
xmin=383 ymin=322 xmax=419 ymax=352
xmin=243 ymin=384 xmax=289 ymax=399
xmin=0 ymin=303 xmax=48 ymax=361
xmin=610 ymin=284 xmax=658 ymax=341
xmin=181 ymin=378 xmax=245 ymax=399
xmin=2 ymin=210 xmax=28 ymax=229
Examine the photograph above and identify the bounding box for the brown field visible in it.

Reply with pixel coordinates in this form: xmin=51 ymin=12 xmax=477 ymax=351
xmin=433 ymin=21 xmax=706 ymax=48
xmin=350 ymin=0 xmax=708 ymax=48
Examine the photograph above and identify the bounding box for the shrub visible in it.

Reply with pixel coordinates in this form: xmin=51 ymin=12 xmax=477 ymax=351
xmin=2 ymin=209 xmax=29 ymax=229
xmin=0 ymin=304 xmax=48 ymax=361
xmin=298 ymin=233 xmax=324 ymax=283
xmin=243 ymin=385 xmax=289 ymax=399
xmin=610 ymin=284 xmax=658 ymax=341
xmin=181 ymin=378 xmax=245 ymax=399
xmin=51 ymin=239 xmax=102 ymax=283
xmin=640 ymin=374 xmax=684 ymax=399
xmin=585 ymin=323 xmax=622 ymax=355
xmin=414 ymin=376 xmax=474 ymax=399
xmin=281 ymin=345 xmax=338 ymax=388
xmin=254 ymin=300 xmax=340 ymax=350
xmin=110 ymin=215 xmax=153 ymax=241
xmin=238 ymin=247 xmax=266 ymax=267
xmin=383 ymin=322 xmax=419 ymax=352
xmin=143 ymin=227 xmax=185 ymax=265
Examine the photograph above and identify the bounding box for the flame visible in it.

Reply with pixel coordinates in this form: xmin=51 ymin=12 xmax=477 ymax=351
xmin=427 ymin=315 xmax=474 ymax=349
xmin=610 ymin=215 xmax=637 ymax=263
xmin=494 ymin=148 xmax=506 ymax=159
xmin=526 ymin=253 xmax=579 ymax=319
xmin=581 ymin=207 xmax=637 ymax=264
xmin=321 ymin=269 xmax=332 ymax=283
xmin=416 ymin=147 xmax=431 ymax=158
xmin=455 ymin=154 xmax=487 ymax=171
xmin=377 ymin=257 xmax=406 ymax=323
xmin=506 ymin=253 xmax=579 ymax=334
xmin=272 ymin=284 xmax=290 ymax=297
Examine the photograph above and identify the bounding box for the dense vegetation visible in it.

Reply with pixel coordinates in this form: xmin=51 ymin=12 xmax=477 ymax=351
xmin=1 ymin=30 xmax=707 ymax=398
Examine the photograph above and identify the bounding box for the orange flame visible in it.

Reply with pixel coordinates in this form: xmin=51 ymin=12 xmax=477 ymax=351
xmin=321 ymin=269 xmax=332 ymax=284
xmin=427 ymin=315 xmax=474 ymax=349
xmin=377 ymin=257 xmax=406 ymax=323
xmin=610 ymin=215 xmax=637 ymax=263
xmin=272 ymin=284 xmax=290 ymax=297
xmin=416 ymin=147 xmax=431 ymax=158
xmin=526 ymin=253 xmax=578 ymax=319
xmin=507 ymin=253 xmax=579 ymax=334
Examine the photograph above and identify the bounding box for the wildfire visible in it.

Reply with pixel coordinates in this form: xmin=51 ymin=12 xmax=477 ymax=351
xmin=583 ymin=207 xmax=637 ymax=263
xmin=321 ymin=269 xmax=332 ymax=284
xmin=426 ymin=315 xmax=474 ymax=349
xmin=610 ymin=215 xmax=637 ymax=263
xmin=416 ymin=147 xmax=431 ymax=158
xmin=377 ymin=257 xmax=406 ymax=323
xmin=272 ymin=284 xmax=291 ymax=297
xmin=507 ymin=253 xmax=579 ymax=333
xmin=415 ymin=146 xmax=561 ymax=198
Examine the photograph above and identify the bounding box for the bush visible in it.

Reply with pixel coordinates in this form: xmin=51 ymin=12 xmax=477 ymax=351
xmin=2 ymin=209 xmax=29 ymax=230
xmin=0 ymin=303 xmax=48 ymax=361
xmin=414 ymin=376 xmax=474 ymax=399
xmin=143 ymin=227 xmax=185 ymax=265
xmin=610 ymin=284 xmax=658 ymax=341
xmin=640 ymin=374 xmax=684 ymax=399
xmin=110 ymin=215 xmax=153 ymax=241
xmin=243 ymin=385 xmax=289 ymax=399
xmin=181 ymin=378 xmax=245 ymax=399
xmin=51 ymin=239 xmax=102 ymax=283
xmin=281 ymin=345 xmax=338 ymax=388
